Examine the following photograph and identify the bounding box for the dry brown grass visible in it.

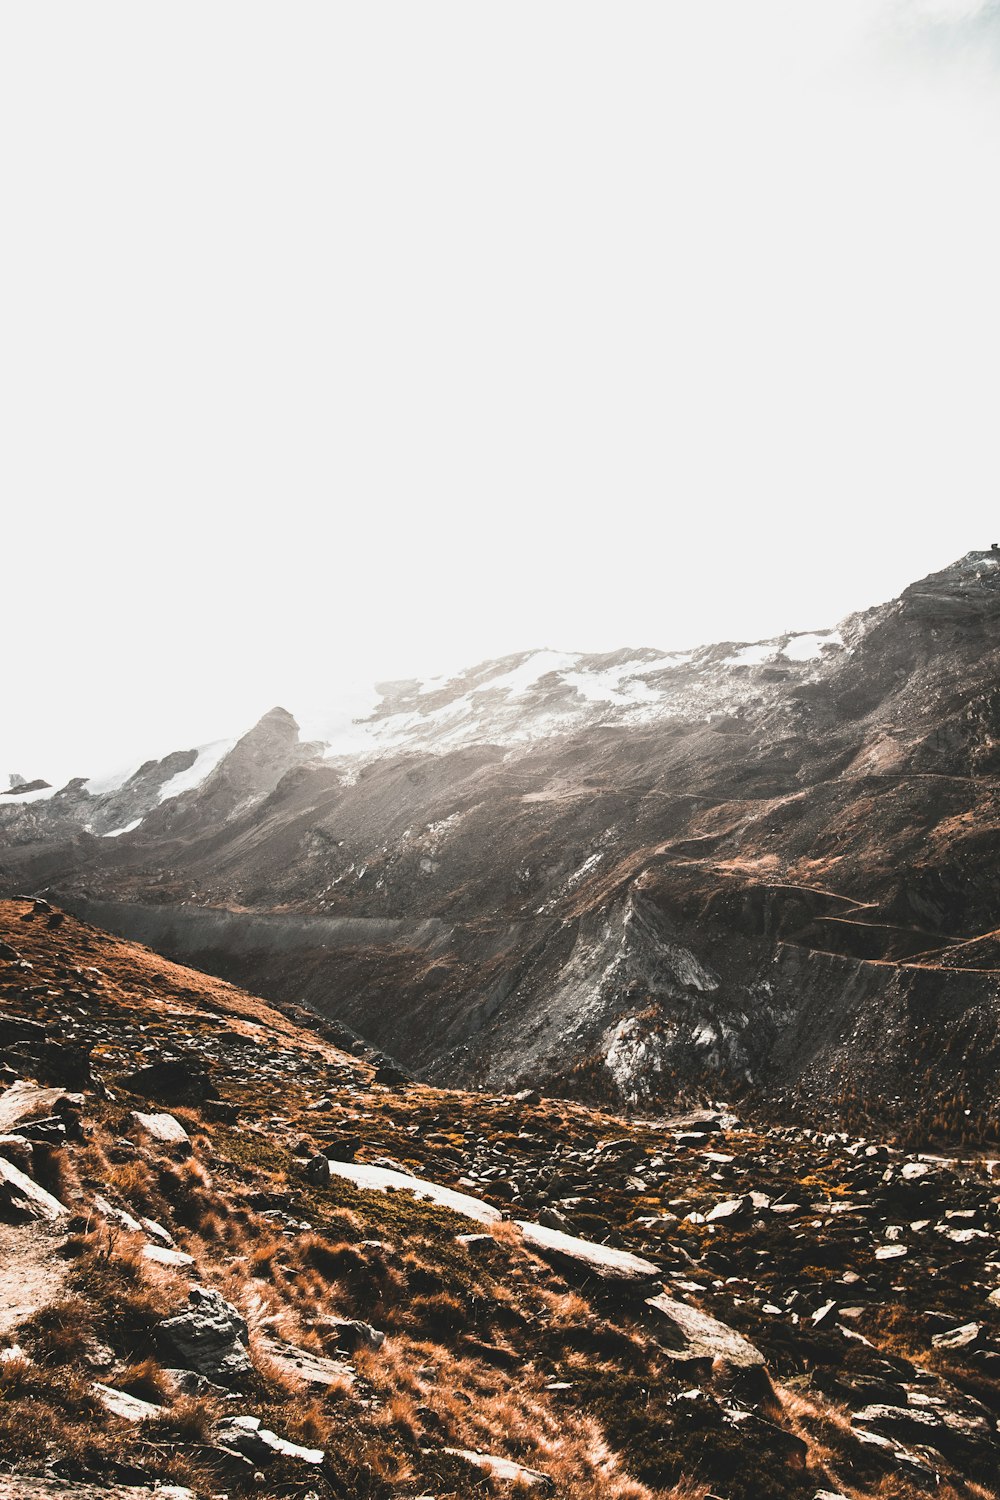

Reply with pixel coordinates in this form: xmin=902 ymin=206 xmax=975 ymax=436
xmin=406 ymin=1289 xmax=468 ymax=1339
xmin=244 ymin=1235 xmax=289 ymax=1280
xmin=31 ymin=1141 xmax=80 ymax=1205
xmin=18 ymin=1295 xmax=97 ymax=1365
xmin=150 ymin=1392 xmax=219 ymax=1443
xmin=103 ymin=1156 xmax=158 ymax=1212
xmin=119 ymin=1356 xmax=175 ymax=1404
xmin=352 ymin=1334 xmax=669 ymax=1499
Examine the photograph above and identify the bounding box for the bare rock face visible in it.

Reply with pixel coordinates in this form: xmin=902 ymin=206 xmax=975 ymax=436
xmin=646 ymin=1292 xmax=766 ymax=1369
xmin=10 ymin=553 xmax=1000 ymax=1129
xmin=170 ymin=706 xmax=325 ymax=826
xmin=155 ymin=1287 xmax=252 ymax=1386
xmin=0 ymin=1156 xmax=67 ymax=1222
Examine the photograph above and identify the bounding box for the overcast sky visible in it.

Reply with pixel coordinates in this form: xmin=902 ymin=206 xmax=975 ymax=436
xmin=3 ymin=1 xmax=1000 ymax=785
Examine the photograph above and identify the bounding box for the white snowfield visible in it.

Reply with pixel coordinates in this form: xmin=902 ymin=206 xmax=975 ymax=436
xmin=781 ymin=630 xmax=843 ymax=662
xmin=2 ymin=736 xmax=238 ymax=820
xmin=478 ymin=649 xmax=581 ymax=697
xmin=102 ymin=818 xmax=143 ymax=838
xmin=723 ymin=642 xmax=777 ymax=667
xmin=0 ymin=784 xmax=58 ymax=805
xmin=4 ymin=623 xmax=854 ymax=799
xmin=339 ymin=634 xmax=850 ymax=758
xmin=156 ymin=738 xmax=237 ymax=802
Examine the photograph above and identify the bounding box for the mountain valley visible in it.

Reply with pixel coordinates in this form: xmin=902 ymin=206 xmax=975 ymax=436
xmin=4 ymin=553 xmax=1000 ymax=1140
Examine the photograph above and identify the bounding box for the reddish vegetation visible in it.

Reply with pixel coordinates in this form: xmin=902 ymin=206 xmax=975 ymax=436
xmin=1 ymin=901 xmax=1000 ymax=1498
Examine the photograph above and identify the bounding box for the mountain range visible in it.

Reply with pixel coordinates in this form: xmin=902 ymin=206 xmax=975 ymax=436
xmin=4 ymin=550 xmax=1000 ymax=1140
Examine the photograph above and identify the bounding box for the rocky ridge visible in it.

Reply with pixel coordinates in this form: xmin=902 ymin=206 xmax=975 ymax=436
xmin=5 ymin=553 xmax=1000 ymax=1132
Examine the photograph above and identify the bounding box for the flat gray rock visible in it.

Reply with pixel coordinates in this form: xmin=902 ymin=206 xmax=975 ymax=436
xmin=311 ymin=1158 xmax=502 ymax=1225
xmin=646 ymin=1292 xmax=766 ymax=1368
xmin=258 ymin=1332 xmax=355 ymax=1389
xmin=0 ymin=1156 xmax=67 ymax=1222
xmin=129 ymin=1111 xmax=191 ymax=1149
xmin=436 ymin=1448 xmax=554 ymax=1491
xmin=516 ymin=1220 xmax=661 ymax=1284
xmin=0 ymin=1083 xmax=70 ymax=1135
xmin=142 ymin=1244 xmax=195 ymax=1269
xmin=93 ymin=1382 xmax=164 ymax=1422
xmin=215 ymin=1413 xmax=324 ymax=1464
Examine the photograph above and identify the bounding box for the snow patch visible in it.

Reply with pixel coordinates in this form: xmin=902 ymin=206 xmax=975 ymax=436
xmin=0 ymin=785 xmax=58 ymax=805
xmin=157 ymin=739 xmax=236 ymax=802
xmin=83 ymin=760 xmax=142 ymax=797
xmin=723 ymin=643 xmax=777 ymax=667
xmin=636 ymin=653 xmax=695 ymax=672
xmin=102 ymin=818 xmax=143 ymax=838
xmin=477 ymin=650 xmax=580 ymax=698
xmin=562 ymin=660 xmax=661 ymax=706
xmin=780 ymin=630 xmax=843 ymax=662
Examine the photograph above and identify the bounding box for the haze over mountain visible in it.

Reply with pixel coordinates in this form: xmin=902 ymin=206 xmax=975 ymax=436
xmin=5 ymin=552 xmax=1000 ymax=1144
xmin=6 ymin=5 xmax=1000 ymax=1498
xmin=5 ymin=2 xmax=1000 ymax=789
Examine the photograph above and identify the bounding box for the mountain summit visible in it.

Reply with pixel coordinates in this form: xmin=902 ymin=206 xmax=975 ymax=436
xmin=4 ymin=553 xmax=1000 ymax=1138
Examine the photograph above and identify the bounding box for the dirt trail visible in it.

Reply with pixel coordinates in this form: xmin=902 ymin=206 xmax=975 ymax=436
xmin=0 ymin=1222 xmax=68 ymax=1339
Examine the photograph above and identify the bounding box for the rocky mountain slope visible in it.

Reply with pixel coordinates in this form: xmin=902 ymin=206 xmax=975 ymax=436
xmin=5 ymin=552 xmax=1000 ymax=1134
xmin=4 ymin=897 xmax=1000 ymax=1500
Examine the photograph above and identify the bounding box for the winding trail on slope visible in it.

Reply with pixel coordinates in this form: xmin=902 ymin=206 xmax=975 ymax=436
xmin=0 ymin=1223 xmax=68 ymax=1339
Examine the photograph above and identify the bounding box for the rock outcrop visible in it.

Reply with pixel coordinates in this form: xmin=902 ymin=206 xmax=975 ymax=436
xmin=6 ymin=555 xmax=1000 ymax=1133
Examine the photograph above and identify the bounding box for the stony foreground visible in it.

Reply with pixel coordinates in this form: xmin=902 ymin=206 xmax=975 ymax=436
xmin=2 ymin=899 xmax=1000 ymax=1499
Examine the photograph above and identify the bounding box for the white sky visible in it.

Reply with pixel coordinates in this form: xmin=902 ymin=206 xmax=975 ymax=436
xmin=2 ymin=1 xmax=1000 ymax=786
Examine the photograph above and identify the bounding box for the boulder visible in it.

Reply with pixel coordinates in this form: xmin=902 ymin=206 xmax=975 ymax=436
xmin=0 ymin=1135 xmax=34 ymax=1174
xmin=932 ymin=1321 xmax=982 ymax=1350
xmin=0 ymin=1082 xmax=71 ymax=1134
xmin=318 ymin=1132 xmax=360 ymax=1162
xmin=0 ymin=1156 xmax=66 ymax=1222
xmin=705 ymin=1195 xmax=753 ymax=1224
xmin=129 ymin=1111 xmax=191 ymax=1151
xmin=646 ymin=1292 xmax=766 ymax=1369
xmin=155 ymin=1287 xmax=251 ymax=1385
xmin=517 ymin=1220 xmax=661 ymax=1286
xmin=435 ymin=1448 xmax=554 ymax=1491
xmin=122 ymin=1055 xmax=217 ymax=1106
xmin=373 ymin=1064 xmax=409 ymax=1086
xmin=311 ymin=1314 xmax=385 ymax=1352
xmin=214 ymin=1414 xmax=324 ymax=1465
